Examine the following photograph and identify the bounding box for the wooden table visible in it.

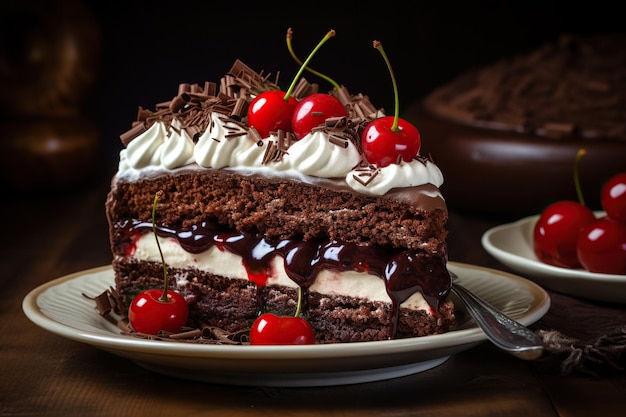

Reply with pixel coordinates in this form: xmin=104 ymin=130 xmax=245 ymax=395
xmin=2 ymin=169 xmax=624 ymax=417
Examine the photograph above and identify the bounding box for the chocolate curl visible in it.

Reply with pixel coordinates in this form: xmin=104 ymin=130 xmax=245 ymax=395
xmin=120 ymin=123 xmax=147 ymax=146
xmin=230 ymin=97 xmax=248 ymax=120
xmin=169 ymin=93 xmax=191 ymax=113
xmin=204 ymin=81 xmax=217 ymax=96
xmin=248 ymin=126 xmax=263 ymax=142
xmin=220 ymin=75 xmax=239 ymax=98
xmin=292 ymin=78 xmax=314 ymax=99
xmin=324 ymin=116 xmax=347 ymax=127
xmin=155 ymin=100 xmax=171 ymax=110
xmin=228 ymin=59 xmax=281 ymax=94
xmin=352 ymin=168 xmax=380 ymax=187
xmin=261 ymin=138 xmax=288 ymax=164
xmin=137 ymin=106 xmax=152 ymax=122
xmin=169 ymin=329 xmax=203 ymax=340
xmin=201 ymin=326 xmax=249 ymax=344
xmin=333 ymin=86 xmax=352 ymax=107
xmin=178 ymin=83 xmax=191 ymax=95
xmin=329 ymin=135 xmax=349 ymax=148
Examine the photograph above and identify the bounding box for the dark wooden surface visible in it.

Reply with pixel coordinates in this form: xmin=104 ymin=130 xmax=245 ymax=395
xmin=2 ymin=168 xmax=625 ymax=417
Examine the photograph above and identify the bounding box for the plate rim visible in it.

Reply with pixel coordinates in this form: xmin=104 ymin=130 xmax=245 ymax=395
xmin=23 ymin=262 xmax=549 ymax=355
xmin=22 ymin=262 xmax=550 ymax=385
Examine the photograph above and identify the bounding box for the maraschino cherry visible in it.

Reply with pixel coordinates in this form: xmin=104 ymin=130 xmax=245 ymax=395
xmin=601 ymin=172 xmax=626 ymax=223
xmin=575 ymin=171 xmax=626 ymax=274
xmin=247 ymin=90 xmax=297 ymax=138
xmin=534 ymin=200 xmax=596 ymax=268
xmin=247 ymin=29 xmax=337 ymax=139
xmin=249 ymin=286 xmax=315 ymax=345
xmin=576 ymin=216 xmax=626 ymax=274
xmin=128 ymin=191 xmax=189 ymax=335
xmin=533 ymin=149 xmax=596 ymax=268
xmin=361 ymin=40 xmax=421 ymax=167
xmin=292 ymin=93 xmax=347 ymax=140
xmin=286 ymin=28 xmax=347 ymax=140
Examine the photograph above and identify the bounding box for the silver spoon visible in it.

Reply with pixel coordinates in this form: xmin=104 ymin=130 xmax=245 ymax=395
xmin=449 ymin=272 xmax=544 ymax=360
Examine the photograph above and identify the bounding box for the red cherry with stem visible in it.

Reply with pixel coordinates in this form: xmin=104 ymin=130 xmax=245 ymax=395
xmin=601 ymin=172 xmax=626 ymax=223
xmin=361 ymin=40 xmax=421 ymax=167
xmin=249 ymin=313 xmax=315 ymax=345
xmin=247 ymin=29 xmax=337 ymax=139
xmin=247 ymin=90 xmax=298 ymax=138
xmin=128 ymin=191 xmax=188 ymax=335
xmin=286 ymin=28 xmax=347 ymax=140
xmin=576 ymin=216 xmax=626 ymax=275
xmin=292 ymin=93 xmax=347 ymax=139
xmin=533 ymin=149 xmax=597 ymax=268
xmin=249 ymin=286 xmax=315 ymax=345
xmin=128 ymin=289 xmax=188 ymax=335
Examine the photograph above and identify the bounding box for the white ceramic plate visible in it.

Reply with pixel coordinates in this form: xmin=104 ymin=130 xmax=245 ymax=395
xmin=23 ymin=262 xmax=549 ymax=387
xmin=482 ymin=214 xmax=626 ymax=304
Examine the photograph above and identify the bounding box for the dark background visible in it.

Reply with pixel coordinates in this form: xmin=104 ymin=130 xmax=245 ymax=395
xmin=81 ymin=0 xmax=624 ymax=158
xmin=1 ymin=0 xmax=624 ymax=191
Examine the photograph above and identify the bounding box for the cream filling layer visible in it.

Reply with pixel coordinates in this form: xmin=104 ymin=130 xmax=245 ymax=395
xmin=131 ymin=234 xmax=432 ymax=312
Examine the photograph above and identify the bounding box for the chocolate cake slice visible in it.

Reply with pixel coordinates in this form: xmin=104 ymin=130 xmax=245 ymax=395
xmin=106 ymin=60 xmax=455 ymax=343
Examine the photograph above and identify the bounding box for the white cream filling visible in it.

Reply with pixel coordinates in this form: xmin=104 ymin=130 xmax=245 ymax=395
xmin=131 ymin=234 xmax=432 ymax=312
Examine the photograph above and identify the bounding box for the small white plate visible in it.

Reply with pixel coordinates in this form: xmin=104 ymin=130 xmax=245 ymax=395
xmin=23 ymin=262 xmax=549 ymax=387
xmin=482 ymin=214 xmax=626 ymax=304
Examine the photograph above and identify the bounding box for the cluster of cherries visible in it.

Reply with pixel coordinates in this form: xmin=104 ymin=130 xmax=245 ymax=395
xmin=248 ymin=33 xmax=421 ymax=168
xmin=128 ymin=30 xmax=423 ymax=344
xmin=533 ymin=154 xmax=626 ymax=275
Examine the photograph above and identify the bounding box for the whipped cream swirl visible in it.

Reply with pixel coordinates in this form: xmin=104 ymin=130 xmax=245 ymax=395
xmin=117 ymin=115 xmax=444 ymax=195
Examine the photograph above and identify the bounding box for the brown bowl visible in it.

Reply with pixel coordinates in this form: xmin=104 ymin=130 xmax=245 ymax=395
xmin=406 ymin=102 xmax=625 ymax=219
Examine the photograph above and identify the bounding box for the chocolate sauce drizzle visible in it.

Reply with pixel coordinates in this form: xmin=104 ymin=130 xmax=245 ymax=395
xmin=117 ymin=219 xmax=451 ymax=339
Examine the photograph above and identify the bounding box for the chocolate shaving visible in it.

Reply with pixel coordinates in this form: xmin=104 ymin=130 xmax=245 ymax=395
xmin=261 ymin=139 xmax=288 ymax=164
xmin=352 ymin=167 xmax=380 ymax=186
xmin=328 ymin=135 xmax=349 ymax=148
xmin=230 ymin=97 xmax=248 ymax=120
xmin=119 ymin=123 xmax=147 ymax=146
xmin=169 ymin=329 xmax=203 ymax=339
xmin=93 ymin=291 xmax=114 ymax=316
xmin=169 ymin=93 xmax=191 ymax=113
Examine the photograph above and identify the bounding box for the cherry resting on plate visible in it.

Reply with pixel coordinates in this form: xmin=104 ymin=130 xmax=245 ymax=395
xmin=533 ymin=200 xmax=596 ymax=268
xmin=576 ymin=216 xmax=626 ymax=275
xmin=249 ymin=313 xmax=315 ymax=345
xmin=601 ymin=172 xmax=626 ymax=223
xmin=249 ymin=283 xmax=315 ymax=345
xmin=291 ymin=93 xmax=347 ymax=140
xmin=361 ymin=40 xmax=421 ymax=167
xmin=128 ymin=289 xmax=189 ymax=335
xmin=128 ymin=191 xmax=189 ymax=335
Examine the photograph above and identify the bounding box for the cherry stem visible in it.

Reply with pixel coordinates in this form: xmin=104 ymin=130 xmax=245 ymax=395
xmin=283 ymin=29 xmax=336 ymax=101
xmin=286 ymin=28 xmax=341 ymax=91
xmin=294 ymin=286 xmax=304 ymax=317
xmin=152 ymin=190 xmax=170 ymax=302
xmin=574 ymin=148 xmax=586 ymax=206
xmin=373 ymin=40 xmax=400 ymax=132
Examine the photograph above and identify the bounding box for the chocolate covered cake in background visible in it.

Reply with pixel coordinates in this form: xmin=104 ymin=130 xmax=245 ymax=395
xmin=105 ymin=59 xmax=455 ymax=344
xmin=410 ymin=33 xmax=626 ymax=218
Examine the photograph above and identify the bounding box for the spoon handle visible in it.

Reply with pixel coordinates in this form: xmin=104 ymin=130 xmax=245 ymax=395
xmin=451 ymin=282 xmax=544 ymax=360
